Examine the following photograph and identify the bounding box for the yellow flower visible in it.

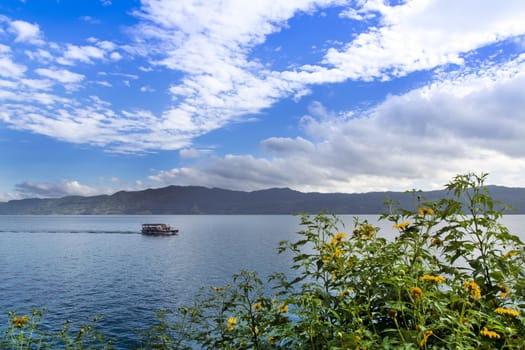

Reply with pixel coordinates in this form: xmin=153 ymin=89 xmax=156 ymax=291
xmin=268 ymin=335 xmax=276 ymax=345
xmin=504 ymin=250 xmax=517 ymax=258
xmin=418 ymin=207 xmax=435 ymax=216
xmin=411 ymin=287 xmax=423 ymax=300
xmin=277 ymin=303 xmax=288 ymax=313
xmin=338 ymin=288 xmax=352 ymax=298
xmin=495 ymin=307 xmax=520 ymax=317
xmin=420 ymin=275 xmax=446 ymax=283
xmin=419 ymin=330 xmax=433 ymax=347
xmin=330 ymin=232 xmax=347 ymax=245
xmin=253 ymin=302 xmax=263 ymax=312
xmin=498 ymin=284 xmax=510 ymax=299
xmin=332 ymin=247 xmax=342 ymax=258
xmin=463 ymin=281 xmax=481 ymax=299
xmin=393 ymin=221 xmax=411 ymax=230
xmin=353 ymin=223 xmax=377 ymax=239
xmin=226 ymin=316 xmax=237 ymax=331
xmin=13 ymin=315 xmax=30 ymax=328
xmin=480 ymin=327 xmax=500 ymax=339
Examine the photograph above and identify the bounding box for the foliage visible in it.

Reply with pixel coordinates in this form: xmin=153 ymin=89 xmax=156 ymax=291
xmin=0 ymin=309 xmax=113 ymax=349
xmin=136 ymin=270 xmax=290 ymax=349
xmin=3 ymin=172 xmax=525 ymax=349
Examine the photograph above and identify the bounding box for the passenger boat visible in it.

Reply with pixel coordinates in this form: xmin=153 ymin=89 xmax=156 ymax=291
xmin=141 ymin=223 xmax=178 ymax=236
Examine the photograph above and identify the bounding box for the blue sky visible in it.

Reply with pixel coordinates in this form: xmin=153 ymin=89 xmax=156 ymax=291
xmin=1 ymin=0 xmax=525 ymax=201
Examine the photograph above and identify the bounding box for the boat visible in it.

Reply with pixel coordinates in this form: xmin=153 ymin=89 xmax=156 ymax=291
xmin=141 ymin=223 xmax=179 ymax=236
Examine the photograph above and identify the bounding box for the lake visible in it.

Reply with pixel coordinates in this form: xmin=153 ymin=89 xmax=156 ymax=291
xmin=1 ymin=214 xmax=524 ymax=348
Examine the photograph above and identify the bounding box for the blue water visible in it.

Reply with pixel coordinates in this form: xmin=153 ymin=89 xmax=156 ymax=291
xmin=0 ymin=215 xmax=321 ymax=348
xmin=1 ymin=215 xmax=524 ymax=348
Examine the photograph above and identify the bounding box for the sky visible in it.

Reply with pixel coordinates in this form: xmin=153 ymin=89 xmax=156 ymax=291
xmin=1 ymin=0 xmax=525 ymax=201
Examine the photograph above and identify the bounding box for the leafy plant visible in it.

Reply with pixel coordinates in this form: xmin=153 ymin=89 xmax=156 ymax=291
xmin=0 ymin=309 xmax=113 ymax=349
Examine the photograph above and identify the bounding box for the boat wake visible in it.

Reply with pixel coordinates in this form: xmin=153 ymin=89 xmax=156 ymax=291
xmin=0 ymin=229 xmax=140 ymax=234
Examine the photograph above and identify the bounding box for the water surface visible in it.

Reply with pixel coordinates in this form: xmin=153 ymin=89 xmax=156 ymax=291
xmin=1 ymin=214 xmax=523 ymax=348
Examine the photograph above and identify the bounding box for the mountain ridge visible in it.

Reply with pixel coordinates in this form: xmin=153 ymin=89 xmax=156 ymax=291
xmin=1 ymin=185 xmax=524 ymax=215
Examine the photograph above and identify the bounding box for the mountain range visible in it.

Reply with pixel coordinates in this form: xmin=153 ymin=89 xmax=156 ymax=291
xmin=1 ymin=185 xmax=525 ymax=215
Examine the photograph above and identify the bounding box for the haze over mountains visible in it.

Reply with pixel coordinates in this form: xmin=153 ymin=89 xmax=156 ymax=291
xmin=1 ymin=185 xmax=524 ymax=215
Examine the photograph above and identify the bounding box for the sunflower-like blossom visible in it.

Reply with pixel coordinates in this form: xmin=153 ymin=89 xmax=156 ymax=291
xmin=419 ymin=275 xmax=446 ymax=283
xmin=253 ymin=302 xmax=263 ymax=312
xmin=393 ymin=221 xmax=411 ymax=230
xmin=419 ymin=330 xmax=433 ymax=347
xmin=504 ymin=250 xmax=518 ymax=258
xmin=226 ymin=316 xmax=237 ymax=331
xmin=277 ymin=303 xmax=288 ymax=313
xmin=480 ymin=327 xmax=500 ymax=339
xmin=268 ymin=335 xmax=276 ymax=345
xmin=463 ymin=281 xmax=481 ymax=299
xmin=13 ymin=315 xmax=30 ymax=328
xmin=352 ymin=223 xmax=377 ymax=239
xmin=330 ymin=232 xmax=347 ymax=245
xmin=418 ymin=207 xmax=435 ymax=216
xmin=495 ymin=307 xmax=519 ymax=317
xmin=411 ymin=287 xmax=423 ymax=300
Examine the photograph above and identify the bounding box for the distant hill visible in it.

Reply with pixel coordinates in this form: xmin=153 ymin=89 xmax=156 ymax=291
xmin=1 ymin=185 xmax=524 ymax=215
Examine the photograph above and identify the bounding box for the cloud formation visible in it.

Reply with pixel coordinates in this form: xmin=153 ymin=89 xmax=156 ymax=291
xmin=15 ymin=180 xmax=102 ymax=198
xmin=1 ymin=1 xmax=525 ymax=197
xmin=1 ymin=1 xmax=525 ymax=154
xmin=9 ymin=19 xmax=42 ymax=44
xmin=149 ymin=55 xmax=525 ymax=192
xmin=9 ymin=177 xmax=149 ymax=200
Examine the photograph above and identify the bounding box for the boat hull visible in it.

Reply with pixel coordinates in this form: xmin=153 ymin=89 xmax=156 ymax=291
xmin=141 ymin=224 xmax=179 ymax=236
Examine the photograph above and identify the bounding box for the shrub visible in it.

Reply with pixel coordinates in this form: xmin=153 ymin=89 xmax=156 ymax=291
xmin=0 ymin=309 xmax=113 ymax=349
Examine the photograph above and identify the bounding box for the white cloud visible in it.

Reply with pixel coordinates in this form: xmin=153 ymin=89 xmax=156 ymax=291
xmin=0 ymin=191 xmax=21 ymax=202
xmin=24 ymin=48 xmax=54 ymax=62
xmin=10 ymin=177 xmax=149 ymax=199
xmin=110 ymin=51 xmax=122 ymax=60
xmin=150 ymin=56 xmax=525 ymax=193
xmin=96 ymin=80 xmax=112 ymax=87
xmin=130 ymin=0 xmax=342 ymax=143
xmin=0 ymin=46 xmax=26 ymax=78
xmin=338 ymin=7 xmax=374 ymax=21
xmin=290 ymin=0 xmax=525 ymax=83
xmin=92 ymin=39 xmax=116 ymax=51
xmin=179 ymin=148 xmax=213 ymax=159
xmin=0 ymin=44 xmax=10 ymax=53
xmin=35 ymin=67 xmax=85 ymax=84
xmin=20 ymin=78 xmax=54 ymax=90
xmin=80 ymin=16 xmax=101 ymax=24
xmin=9 ymin=20 xmax=43 ymax=44
xmin=0 ymin=56 xmax=26 ymax=78
xmin=57 ymin=44 xmax=106 ymax=65
xmin=1 ymin=0 xmax=525 ymax=159
xmin=15 ymin=179 xmax=102 ymax=198
xmin=140 ymin=85 xmax=155 ymax=92
xmin=125 ymin=0 xmax=525 ymax=158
